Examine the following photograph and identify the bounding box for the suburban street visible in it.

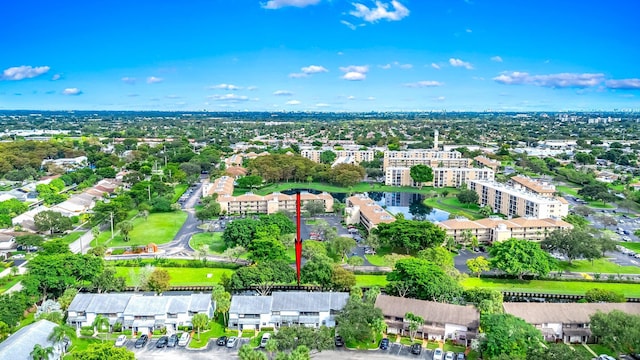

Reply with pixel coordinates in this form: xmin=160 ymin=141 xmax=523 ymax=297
xmin=158 ymin=180 xmax=205 ymax=256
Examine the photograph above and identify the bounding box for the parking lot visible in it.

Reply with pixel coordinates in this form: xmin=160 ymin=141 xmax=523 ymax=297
xmin=129 ymin=336 xmax=249 ymax=360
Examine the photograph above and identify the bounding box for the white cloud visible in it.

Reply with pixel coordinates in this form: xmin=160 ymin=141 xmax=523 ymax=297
xmin=289 ymin=73 xmax=308 ymax=78
xmin=341 ymin=20 xmax=357 ymax=30
xmin=315 ymin=103 xmax=330 ymax=107
xmin=121 ymin=77 xmax=136 ymax=84
xmin=208 ymin=94 xmax=249 ymax=101
xmin=379 ymin=64 xmax=392 ymax=70
xmin=350 ymin=0 xmax=409 ymax=23
xmin=431 ymin=63 xmax=441 ymax=70
xmin=342 ymin=72 xmax=367 ymax=81
xmin=340 ymin=65 xmax=369 ymax=73
xmin=210 ymin=83 xmax=241 ymax=90
xmin=449 ymin=58 xmax=474 ymax=70
xmin=404 ymin=81 xmax=444 ymax=88
xmin=491 ymin=56 xmax=503 ymax=63
xmin=367 ymin=96 xmax=376 ymax=101
xmin=165 ymin=95 xmax=181 ymax=99
xmin=273 ymin=90 xmax=293 ymax=96
xmin=347 ymin=95 xmax=356 ymax=100
xmin=146 ymin=76 xmax=163 ymax=84
xmin=1 ymin=65 xmax=50 ymax=80
xmin=493 ymin=72 xmax=605 ymax=88
xmin=398 ymin=63 xmax=413 ymax=69
xmin=247 ymin=86 xmax=258 ymax=91
xmin=62 ymin=88 xmax=82 ymax=96
xmin=286 ymin=100 xmax=301 ymax=105
xmin=436 ymin=96 xmax=446 ymax=101
xmin=301 ymin=65 xmax=328 ymax=74
xmin=262 ymin=0 xmax=320 ymax=9
xmin=466 ymin=29 xmax=472 ymax=33
xmin=51 ymin=74 xmax=61 ymax=81
xmin=605 ymin=78 xmax=640 ymax=89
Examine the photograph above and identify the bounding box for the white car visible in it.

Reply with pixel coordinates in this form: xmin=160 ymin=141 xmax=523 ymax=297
xmin=433 ymin=348 xmax=444 ymax=360
xmin=114 ymin=335 xmax=127 ymax=347
xmin=226 ymin=336 xmax=238 ymax=348
xmin=445 ymin=351 xmax=455 ymax=360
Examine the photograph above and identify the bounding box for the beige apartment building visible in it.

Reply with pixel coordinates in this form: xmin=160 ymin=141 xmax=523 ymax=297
xmin=383 ymin=150 xmax=468 ymax=169
xmin=300 ymin=149 xmax=375 ymax=165
xmin=218 ymin=192 xmax=333 ymax=215
xmin=437 ymin=217 xmax=573 ymax=244
xmin=473 ymin=156 xmax=501 ymax=171
xmin=385 ymin=167 xmax=494 ymax=188
xmin=468 ymin=180 xmax=569 ymax=219
xmin=345 ymin=194 xmax=395 ymax=231
xmin=508 ymin=176 xmax=556 ymax=197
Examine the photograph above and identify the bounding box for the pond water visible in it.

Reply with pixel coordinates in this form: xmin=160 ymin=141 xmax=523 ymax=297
xmin=281 ymin=189 xmax=450 ymax=222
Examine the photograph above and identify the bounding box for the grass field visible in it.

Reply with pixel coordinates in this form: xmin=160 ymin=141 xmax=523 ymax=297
xmin=556 ymin=185 xmax=615 ymax=209
xmin=233 ymin=181 xmax=458 ymax=197
xmin=172 ymin=184 xmax=189 ymax=203
xmin=52 ymin=231 xmax=83 ymax=245
xmin=355 ymin=274 xmax=388 ymax=287
xmin=619 ymin=242 xmax=640 ymax=252
xmin=114 ymin=266 xmax=234 ymax=286
xmin=557 ymin=258 xmax=640 ymax=274
xmin=190 ymin=232 xmax=226 ymax=253
xmin=106 ymin=211 xmax=188 ymax=247
xmin=461 ymin=277 xmax=640 ymax=297
xmin=424 ymin=196 xmax=484 ymax=220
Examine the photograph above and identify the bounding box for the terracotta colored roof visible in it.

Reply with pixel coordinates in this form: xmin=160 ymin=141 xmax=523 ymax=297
xmin=225 ymin=166 xmax=247 ymax=177
xmin=511 ymin=176 xmax=556 ymax=194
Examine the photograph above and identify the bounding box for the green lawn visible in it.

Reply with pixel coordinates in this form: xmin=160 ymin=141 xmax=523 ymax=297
xmin=619 ymin=242 xmax=640 ymax=252
xmin=461 ymin=277 xmax=640 ymax=297
xmin=190 ymin=232 xmax=225 ymax=253
xmin=586 ymin=344 xmax=616 ymax=357
xmin=189 ymin=319 xmax=238 ymax=349
xmin=0 ymin=275 xmax=23 ymax=294
xmin=51 ymin=231 xmax=84 ymax=245
xmin=172 ymin=184 xmax=188 ymax=203
xmin=346 ymin=333 xmax=383 ymax=350
xmin=355 ymin=274 xmax=388 ymax=287
xmin=557 ymin=258 xmax=640 ymax=274
xmin=106 ymin=211 xmax=188 ymax=247
xmin=233 ymin=181 xmax=458 ymax=197
xmin=556 ymin=185 xmax=615 ymax=209
xmin=424 ymin=196 xmax=484 ymax=220
xmin=114 ymin=266 xmax=234 ymax=286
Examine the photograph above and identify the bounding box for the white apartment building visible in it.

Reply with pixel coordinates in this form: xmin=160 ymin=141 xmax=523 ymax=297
xmin=385 ymin=167 xmax=494 ymax=188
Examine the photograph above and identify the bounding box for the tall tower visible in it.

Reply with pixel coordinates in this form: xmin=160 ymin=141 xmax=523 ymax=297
xmin=433 ymin=130 xmax=439 ymax=150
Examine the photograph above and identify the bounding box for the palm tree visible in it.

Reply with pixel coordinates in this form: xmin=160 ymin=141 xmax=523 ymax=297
xmin=48 ymin=325 xmax=73 ymax=355
xmin=116 ymin=220 xmax=133 ymax=242
xmin=191 ymin=313 xmax=209 ymax=341
xmin=30 ymin=344 xmax=54 ymax=360
xmin=92 ymin=315 xmax=110 ymax=342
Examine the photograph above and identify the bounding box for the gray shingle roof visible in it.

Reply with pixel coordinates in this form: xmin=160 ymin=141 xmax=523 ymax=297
xmin=0 ymin=320 xmax=61 ymax=360
xmin=230 ymin=296 xmax=273 ymax=314
xmin=375 ymin=295 xmax=480 ymax=328
xmin=68 ymin=293 xmax=133 ymax=314
xmin=189 ymin=294 xmax=212 ymax=313
xmin=124 ymin=296 xmax=171 ymax=316
xmin=271 ymin=292 xmax=349 ymax=312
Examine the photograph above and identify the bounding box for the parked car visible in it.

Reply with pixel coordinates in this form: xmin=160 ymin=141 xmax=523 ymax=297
xmin=456 ymin=353 xmax=466 ymax=360
xmin=114 ymin=335 xmax=127 ymax=347
xmin=216 ymin=336 xmax=228 ymax=346
xmin=410 ymin=343 xmax=422 ymax=355
xmin=379 ymin=338 xmax=389 ymax=350
xmin=260 ymin=333 xmax=271 ymax=348
xmin=156 ymin=336 xmax=169 ymax=348
xmin=134 ymin=334 xmax=149 ymax=348
xmin=597 ymin=355 xmax=616 ymax=360
xmin=177 ymin=332 xmax=190 ymax=347
xmin=334 ymin=335 xmax=344 ymax=347
xmin=445 ymin=351 xmax=455 ymax=360
xmin=226 ymin=336 xmax=238 ymax=348
xmin=433 ymin=348 xmax=444 ymax=360
xmin=167 ymin=334 xmax=178 ymax=347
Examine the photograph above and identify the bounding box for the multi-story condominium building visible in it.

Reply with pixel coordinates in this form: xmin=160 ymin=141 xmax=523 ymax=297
xmin=504 ymin=302 xmax=640 ymax=344
xmin=66 ymin=293 xmax=214 ymax=335
xmin=345 ymin=194 xmax=395 ymax=231
xmin=385 ymin=167 xmax=494 ymax=188
xmin=437 ymin=217 xmax=573 ymax=244
xmin=300 ymin=148 xmax=375 ymax=165
xmin=473 ymin=156 xmax=501 ymax=171
xmin=468 ymin=180 xmax=569 ymax=219
xmin=383 ymin=150 xmax=468 ymax=170
xmin=375 ymin=295 xmax=479 ymax=345
xmin=218 ymin=191 xmax=333 ymax=215
xmin=203 ymin=176 xmax=235 ymax=197
xmin=508 ymin=176 xmax=556 ymax=197
xmin=229 ymin=292 xmax=349 ymax=331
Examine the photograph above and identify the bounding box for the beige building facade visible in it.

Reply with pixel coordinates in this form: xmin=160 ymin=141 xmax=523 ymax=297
xmin=468 ymin=180 xmax=569 ymax=219
xmin=437 ymin=217 xmax=573 ymax=244
xmin=345 ymin=194 xmax=395 ymax=231
xmin=383 ymin=150 xmax=467 ymax=169
xmin=300 ymin=149 xmax=375 ymax=165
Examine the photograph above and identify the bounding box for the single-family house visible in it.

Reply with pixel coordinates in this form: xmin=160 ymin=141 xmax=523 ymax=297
xmin=67 ymin=293 xmax=214 ymax=335
xmin=375 ymin=295 xmax=480 ymax=345
xmin=503 ymin=302 xmax=640 ymax=344
xmin=0 ymin=320 xmax=67 ymax=360
xmin=229 ymin=292 xmax=349 ymax=331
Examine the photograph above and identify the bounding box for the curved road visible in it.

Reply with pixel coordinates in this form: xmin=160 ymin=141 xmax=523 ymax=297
xmin=158 ymin=180 xmax=206 ymax=256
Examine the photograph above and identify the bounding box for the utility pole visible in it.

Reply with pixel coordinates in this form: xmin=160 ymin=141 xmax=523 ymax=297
xmin=110 ymin=212 xmax=114 ymax=240
xmin=147 ymin=184 xmax=151 ymax=202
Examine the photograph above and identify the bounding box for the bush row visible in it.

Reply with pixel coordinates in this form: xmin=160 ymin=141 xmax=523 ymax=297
xmin=109 ymin=258 xmax=240 ymax=270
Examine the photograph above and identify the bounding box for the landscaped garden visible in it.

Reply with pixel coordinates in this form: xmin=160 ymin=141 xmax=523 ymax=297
xmin=424 ymin=196 xmax=485 ymax=220
xmin=557 ymin=258 xmax=640 ymax=275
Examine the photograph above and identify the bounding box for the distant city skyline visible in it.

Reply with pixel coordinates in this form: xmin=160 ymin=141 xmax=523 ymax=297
xmin=1 ymin=0 xmax=639 ymax=112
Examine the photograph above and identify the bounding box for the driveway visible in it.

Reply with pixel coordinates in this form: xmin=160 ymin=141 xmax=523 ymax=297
xmin=158 ymin=181 xmax=205 ymax=256
xmin=132 ymin=337 xmax=249 ymax=360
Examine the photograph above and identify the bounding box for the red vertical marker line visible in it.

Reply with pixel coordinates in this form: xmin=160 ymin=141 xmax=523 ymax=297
xmin=296 ymin=191 xmax=302 ymax=285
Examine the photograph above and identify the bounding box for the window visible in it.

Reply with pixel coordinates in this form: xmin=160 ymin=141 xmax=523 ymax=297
xmin=168 ymin=314 xmax=178 ymax=319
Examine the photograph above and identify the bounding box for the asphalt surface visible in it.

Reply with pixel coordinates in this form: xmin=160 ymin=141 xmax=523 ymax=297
xmin=158 ymin=181 xmax=205 ymax=256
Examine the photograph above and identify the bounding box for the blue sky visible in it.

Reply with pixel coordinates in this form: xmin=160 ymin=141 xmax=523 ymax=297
xmin=1 ymin=0 xmax=639 ymax=111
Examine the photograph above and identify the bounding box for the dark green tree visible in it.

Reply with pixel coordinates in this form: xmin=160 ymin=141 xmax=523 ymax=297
xmin=386 ymin=258 xmax=462 ymax=302
xmin=409 ymin=164 xmax=434 ymax=189
xmin=479 ymin=314 xmax=542 ymax=359
xmin=489 ymin=239 xmax=553 ymax=279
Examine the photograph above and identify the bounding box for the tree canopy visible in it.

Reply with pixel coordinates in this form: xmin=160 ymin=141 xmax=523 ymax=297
xmin=479 ymin=313 xmax=543 ymax=359
xmin=374 ymin=219 xmax=446 ymax=254
xmin=386 ymin=258 xmax=462 ymax=302
xmin=409 ymin=164 xmax=434 ymax=188
xmin=489 ymin=239 xmax=553 ymax=279
xmin=541 ymin=228 xmax=601 ymax=263
xmin=590 ymin=310 xmax=640 ymax=354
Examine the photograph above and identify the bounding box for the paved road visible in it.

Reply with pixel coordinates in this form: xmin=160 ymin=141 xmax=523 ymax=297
xmin=158 ymin=181 xmax=205 ymax=256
